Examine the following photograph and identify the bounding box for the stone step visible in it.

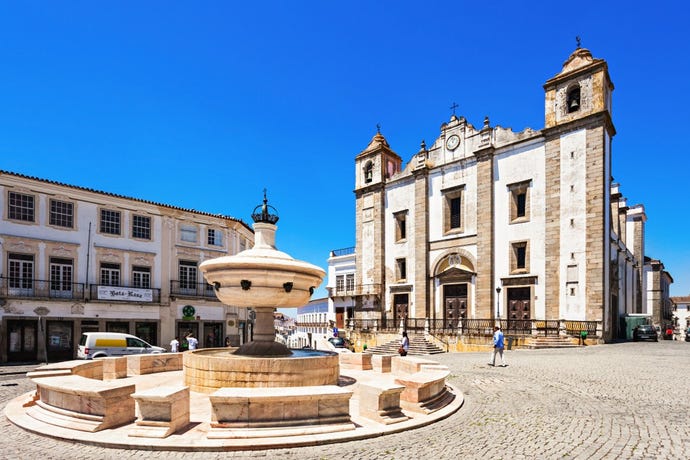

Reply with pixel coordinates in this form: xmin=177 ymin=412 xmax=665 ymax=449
xmin=365 ymin=336 xmax=445 ymax=356
xmin=525 ymin=336 xmax=578 ymax=349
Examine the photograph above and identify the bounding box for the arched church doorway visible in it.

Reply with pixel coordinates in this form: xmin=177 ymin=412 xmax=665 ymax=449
xmin=444 ymin=284 xmax=468 ymax=328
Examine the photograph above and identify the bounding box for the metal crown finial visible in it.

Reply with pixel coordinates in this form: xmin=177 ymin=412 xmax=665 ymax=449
xmin=251 ymin=190 xmax=279 ymax=224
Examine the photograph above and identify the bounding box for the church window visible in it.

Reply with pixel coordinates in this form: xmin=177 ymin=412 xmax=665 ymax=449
xmin=442 ymin=186 xmax=465 ymax=234
xmin=510 ymin=241 xmax=529 ymax=274
xmin=394 ymin=211 xmax=407 ymax=242
xmin=396 ymin=258 xmax=407 ymax=282
xmin=508 ymin=180 xmax=531 ymax=223
xmin=364 ymin=161 xmax=373 ymax=183
xmin=567 ymin=85 xmax=581 ymax=113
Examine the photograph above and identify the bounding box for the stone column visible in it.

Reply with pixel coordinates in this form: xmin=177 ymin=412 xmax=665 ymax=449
xmin=413 ymin=168 xmax=429 ymax=318
xmin=474 ymin=147 xmax=495 ymax=318
xmin=543 ymin=134 xmax=561 ymax=320
xmin=584 ymin=126 xmax=606 ymax=323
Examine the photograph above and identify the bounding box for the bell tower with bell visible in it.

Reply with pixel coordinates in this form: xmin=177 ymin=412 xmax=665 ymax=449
xmin=542 ymin=41 xmax=617 ymax=340
xmin=543 ymin=38 xmax=614 ymax=129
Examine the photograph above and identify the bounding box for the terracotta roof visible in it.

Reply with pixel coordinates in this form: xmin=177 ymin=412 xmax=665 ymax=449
xmin=671 ymin=296 xmax=690 ymax=303
xmin=0 ymin=169 xmax=252 ymax=232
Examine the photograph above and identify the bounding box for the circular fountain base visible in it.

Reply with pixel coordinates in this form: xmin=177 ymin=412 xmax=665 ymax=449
xmin=183 ymin=348 xmax=340 ymax=393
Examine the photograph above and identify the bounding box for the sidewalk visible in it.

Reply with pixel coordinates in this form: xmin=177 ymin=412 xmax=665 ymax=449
xmin=0 ymin=362 xmax=44 ymax=376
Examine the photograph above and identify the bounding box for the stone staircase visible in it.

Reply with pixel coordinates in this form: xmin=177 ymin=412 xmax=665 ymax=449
xmin=365 ymin=335 xmax=445 ymax=356
xmin=524 ymin=335 xmax=578 ymax=349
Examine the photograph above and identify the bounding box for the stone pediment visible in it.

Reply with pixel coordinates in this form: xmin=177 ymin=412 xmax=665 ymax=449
xmin=436 ymin=266 xmax=475 ymax=283
xmin=556 ymin=47 xmax=605 ymax=76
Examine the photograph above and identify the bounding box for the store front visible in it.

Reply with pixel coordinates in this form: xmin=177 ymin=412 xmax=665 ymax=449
xmin=46 ymin=320 xmax=74 ymax=362
xmin=6 ymin=319 xmax=38 ymax=362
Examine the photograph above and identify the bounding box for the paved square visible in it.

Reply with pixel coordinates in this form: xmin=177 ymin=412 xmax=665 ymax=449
xmin=2 ymin=341 xmax=689 ymax=459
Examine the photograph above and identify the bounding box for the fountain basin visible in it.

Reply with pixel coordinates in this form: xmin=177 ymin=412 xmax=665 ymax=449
xmin=183 ymin=349 xmax=340 ymax=393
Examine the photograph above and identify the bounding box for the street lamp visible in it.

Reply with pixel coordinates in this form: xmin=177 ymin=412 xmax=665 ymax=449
xmin=496 ymin=287 xmax=502 ymax=321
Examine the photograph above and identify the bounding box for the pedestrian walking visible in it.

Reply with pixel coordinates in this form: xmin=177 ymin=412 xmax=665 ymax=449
xmin=186 ymin=333 xmax=198 ymax=350
xmin=399 ymin=331 xmax=410 ymax=356
xmin=170 ymin=336 xmax=180 ymax=353
xmin=489 ymin=326 xmax=507 ymax=367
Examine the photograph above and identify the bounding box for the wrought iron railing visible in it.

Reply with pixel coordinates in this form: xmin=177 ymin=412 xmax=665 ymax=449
xmin=170 ymin=281 xmax=219 ymax=300
xmin=328 ymin=283 xmax=381 ymax=297
xmin=564 ymin=320 xmax=598 ymax=336
xmin=348 ymin=317 xmax=600 ymax=337
xmin=330 ymin=247 xmax=355 ymax=257
xmin=0 ymin=276 xmax=85 ymax=300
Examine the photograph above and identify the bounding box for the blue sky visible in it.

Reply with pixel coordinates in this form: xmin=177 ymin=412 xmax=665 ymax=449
xmin=1 ymin=1 xmax=688 ymax=302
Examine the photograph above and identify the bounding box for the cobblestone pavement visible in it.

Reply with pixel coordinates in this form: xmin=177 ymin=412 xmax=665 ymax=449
xmin=2 ymin=341 xmax=689 ymax=460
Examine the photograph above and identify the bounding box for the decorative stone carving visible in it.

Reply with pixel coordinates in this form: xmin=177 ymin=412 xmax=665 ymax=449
xmin=71 ymin=303 xmax=85 ymax=315
xmin=2 ymin=303 xmax=22 ymax=314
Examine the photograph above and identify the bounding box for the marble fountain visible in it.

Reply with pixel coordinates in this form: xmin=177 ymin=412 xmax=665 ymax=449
xmin=5 ymin=195 xmax=462 ymax=451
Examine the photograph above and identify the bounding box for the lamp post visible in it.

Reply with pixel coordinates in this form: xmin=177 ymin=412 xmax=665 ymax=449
xmin=496 ymin=287 xmax=502 ymax=322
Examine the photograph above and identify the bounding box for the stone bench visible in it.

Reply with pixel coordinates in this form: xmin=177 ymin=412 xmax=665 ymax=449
xmin=99 ymin=356 xmax=128 ymax=380
xmin=208 ymin=385 xmax=354 ymax=438
xmin=391 ymin=356 xmax=447 ymax=376
xmin=357 ymin=382 xmax=408 ymax=424
xmin=127 ymin=353 xmax=182 ymax=375
xmin=27 ymin=375 xmax=135 ymax=432
xmin=339 ymin=352 xmax=372 ymax=370
xmin=129 ymin=386 xmax=189 ymax=438
xmin=28 ymin=359 xmax=103 ymax=380
xmin=395 ymin=369 xmax=453 ymax=414
xmin=371 ymin=354 xmax=394 ymax=373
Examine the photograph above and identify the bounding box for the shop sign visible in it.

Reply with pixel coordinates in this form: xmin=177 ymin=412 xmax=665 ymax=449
xmin=182 ymin=305 xmax=196 ymax=320
xmin=97 ymin=286 xmax=153 ymax=302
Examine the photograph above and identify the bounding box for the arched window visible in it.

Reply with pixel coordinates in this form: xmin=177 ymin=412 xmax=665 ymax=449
xmin=364 ymin=161 xmax=373 ymax=183
xmin=567 ymin=85 xmax=581 ymax=113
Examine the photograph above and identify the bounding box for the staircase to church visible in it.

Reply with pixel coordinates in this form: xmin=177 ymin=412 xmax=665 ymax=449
xmin=524 ymin=335 xmax=578 ymax=349
xmin=365 ymin=335 xmax=445 ymax=356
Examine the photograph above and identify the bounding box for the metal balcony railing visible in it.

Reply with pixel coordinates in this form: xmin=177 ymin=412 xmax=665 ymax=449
xmin=330 ymin=247 xmax=355 ymax=257
xmin=170 ymin=280 xmax=219 ymax=300
xmin=0 ymin=276 xmax=85 ymax=300
xmin=328 ymin=283 xmax=381 ymax=298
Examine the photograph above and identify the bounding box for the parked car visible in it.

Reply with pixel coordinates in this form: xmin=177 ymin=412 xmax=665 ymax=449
xmin=632 ymin=325 xmax=658 ymax=342
xmin=77 ymin=332 xmax=166 ymax=359
xmin=328 ymin=336 xmax=353 ymax=351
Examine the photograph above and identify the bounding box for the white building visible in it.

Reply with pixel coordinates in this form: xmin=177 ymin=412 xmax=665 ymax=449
xmin=326 ymin=247 xmax=356 ymax=329
xmin=0 ymin=170 xmax=254 ymax=362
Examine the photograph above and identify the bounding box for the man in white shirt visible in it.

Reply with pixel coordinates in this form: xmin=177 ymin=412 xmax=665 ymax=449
xmin=170 ymin=337 xmax=179 ymax=352
xmin=186 ymin=334 xmax=198 ymax=350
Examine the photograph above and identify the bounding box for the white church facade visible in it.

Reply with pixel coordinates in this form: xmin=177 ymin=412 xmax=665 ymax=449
xmin=351 ymin=47 xmax=648 ymax=342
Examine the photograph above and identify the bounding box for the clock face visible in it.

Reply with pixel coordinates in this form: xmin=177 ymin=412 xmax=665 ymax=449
xmin=446 ymin=134 xmax=460 ymax=150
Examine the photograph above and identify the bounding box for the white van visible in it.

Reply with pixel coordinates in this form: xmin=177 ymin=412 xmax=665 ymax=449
xmin=77 ymin=332 xmax=165 ymax=359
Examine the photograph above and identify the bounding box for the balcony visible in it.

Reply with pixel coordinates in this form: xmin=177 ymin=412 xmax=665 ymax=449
xmin=170 ymin=281 xmax=220 ymax=301
xmin=0 ymin=276 xmax=85 ymax=301
xmin=328 ymin=283 xmax=381 ymax=298
xmin=329 ymin=247 xmax=355 ymax=257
